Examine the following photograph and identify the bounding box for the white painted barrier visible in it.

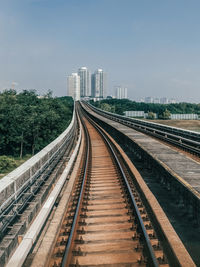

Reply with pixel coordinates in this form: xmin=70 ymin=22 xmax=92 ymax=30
xmin=6 ymin=129 xmax=81 ymax=267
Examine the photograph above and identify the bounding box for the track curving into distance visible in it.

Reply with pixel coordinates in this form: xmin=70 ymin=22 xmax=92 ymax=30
xmin=48 ymin=109 xmax=170 ymax=267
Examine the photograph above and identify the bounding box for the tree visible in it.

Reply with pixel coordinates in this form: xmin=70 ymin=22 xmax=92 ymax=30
xmin=162 ymin=109 xmax=171 ymax=120
xmin=147 ymin=112 xmax=155 ymax=120
xmin=100 ymin=103 xmax=112 ymax=112
xmin=0 ymin=90 xmax=73 ymax=158
xmin=0 ymin=156 xmax=17 ymax=172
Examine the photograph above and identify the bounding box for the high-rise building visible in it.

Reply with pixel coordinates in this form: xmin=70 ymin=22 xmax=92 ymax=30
xmin=115 ymin=86 xmax=127 ymax=99
xmin=91 ymin=69 xmax=106 ymax=98
xmin=67 ymin=73 xmax=80 ymax=101
xmin=78 ymin=67 xmax=91 ymax=98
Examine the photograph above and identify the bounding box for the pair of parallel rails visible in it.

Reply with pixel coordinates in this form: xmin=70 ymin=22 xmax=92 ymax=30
xmin=86 ymin=102 xmax=200 ymax=157
xmin=48 ymin=106 xmax=184 ymax=266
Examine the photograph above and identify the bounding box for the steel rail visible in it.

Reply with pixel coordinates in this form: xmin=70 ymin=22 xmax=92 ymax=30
xmin=82 ymin=109 xmax=159 ymax=267
xmin=132 ymin=124 xmax=200 ymax=154
xmin=61 ymin=113 xmax=91 ymax=267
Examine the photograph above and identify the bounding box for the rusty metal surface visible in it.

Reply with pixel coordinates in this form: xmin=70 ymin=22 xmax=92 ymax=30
xmin=47 ymin=116 xmax=170 ymax=267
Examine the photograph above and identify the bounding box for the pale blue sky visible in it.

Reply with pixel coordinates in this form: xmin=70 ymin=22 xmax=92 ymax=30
xmin=1 ymin=0 xmax=200 ymax=102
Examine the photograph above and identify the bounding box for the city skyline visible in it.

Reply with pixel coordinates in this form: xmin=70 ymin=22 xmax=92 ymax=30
xmin=67 ymin=67 xmax=107 ymax=100
xmin=1 ymin=1 xmax=200 ymax=102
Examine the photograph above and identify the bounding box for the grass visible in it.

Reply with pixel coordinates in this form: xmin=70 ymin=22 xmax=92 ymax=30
xmin=0 ymin=154 xmax=32 ymax=179
xmin=150 ymin=120 xmax=200 ymax=132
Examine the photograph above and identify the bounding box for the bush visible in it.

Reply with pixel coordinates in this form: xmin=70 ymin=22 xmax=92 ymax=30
xmin=147 ymin=112 xmax=155 ymax=120
xmin=0 ymin=156 xmax=17 ymax=172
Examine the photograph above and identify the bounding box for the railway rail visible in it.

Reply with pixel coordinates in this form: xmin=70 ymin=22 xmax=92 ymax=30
xmin=47 ymin=106 xmax=193 ymax=267
xmin=85 ymin=102 xmax=200 ymax=157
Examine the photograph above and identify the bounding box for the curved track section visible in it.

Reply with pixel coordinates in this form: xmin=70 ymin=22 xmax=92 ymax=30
xmin=47 ymin=107 xmax=194 ymax=267
xmin=85 ymin=102 xmax=200 ymax=157
xmin=82 ymin=101 xmax=200 ymax=265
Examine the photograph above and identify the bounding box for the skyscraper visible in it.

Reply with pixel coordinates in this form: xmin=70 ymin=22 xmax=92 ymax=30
xmin=91 ymin=69 xmax=106 ymax=98
xmin=115 ymin=86 xmax=127 ymax=99
xmin=67 ymin=73 xmax=80 ymax=101
xmin=78 ymin=67 xmax=91 ymax=98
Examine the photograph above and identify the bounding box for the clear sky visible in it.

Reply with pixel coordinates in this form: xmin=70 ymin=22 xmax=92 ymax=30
xmin=1 ymin=0 xmax=200 ymax=102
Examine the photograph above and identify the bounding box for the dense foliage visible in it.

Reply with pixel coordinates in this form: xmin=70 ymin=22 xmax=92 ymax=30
xmin=0 ymin=90 xmax=73 ymax=158
xmin=0 ymin=156 xmax=17 ymax=172
xmin=90 ymin=99 xmax=200 ymax=119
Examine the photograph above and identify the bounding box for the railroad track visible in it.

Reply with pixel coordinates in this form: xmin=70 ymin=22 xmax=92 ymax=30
xmin=85 ymin=102 xmax=200 ymax=157
xmin=80 ymin=103 xmax=200 ymax=266
xmin=48 ymin=110 xmax=171 ymax=267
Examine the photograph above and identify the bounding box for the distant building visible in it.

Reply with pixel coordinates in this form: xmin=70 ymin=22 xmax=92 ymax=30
xmin=153 ymin=98 xmax=160 ymax=104
xmin=124 ymin=111 xmax=145 ymax=118
xmin=143 ymin=97 xmax=177 ymax=104
xmin=160 ymin=97 xmax=168 ymax=104
xmin=170 ymin=114 xmax=199 ymax=120
xmin=145 ymin=97 xmax=153 ymax=103
xmin=115 ymin=86 xmax=127 ymax=99
xmin=67 ymin=73 xmax=80 ymax=101
xmin=124 ymin=110 xmax=157 ymax=119
xmin=78 ymin=67 xmax=91 ymax=98
xmin=91 ymin=69 xmax=107 ymax=98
